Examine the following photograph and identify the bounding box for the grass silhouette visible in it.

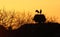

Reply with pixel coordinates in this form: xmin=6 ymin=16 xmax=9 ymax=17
xmin=0 ymin=9 xmax=59 ymax=30
xmin=0 ymin=9 xmax=60 ymax=37
xmin=0 ymin=9 xmax=35 ymax=30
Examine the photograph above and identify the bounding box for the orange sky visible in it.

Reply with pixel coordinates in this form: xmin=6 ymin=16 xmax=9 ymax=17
xmin=0 ymin=0 xmax=60 ymax=23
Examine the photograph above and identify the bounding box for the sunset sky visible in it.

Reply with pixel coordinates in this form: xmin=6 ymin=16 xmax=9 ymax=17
xmin=0 ymin=0 xmax=60 ymax=23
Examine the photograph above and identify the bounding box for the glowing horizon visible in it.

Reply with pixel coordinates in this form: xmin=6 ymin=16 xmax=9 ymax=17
xmin=0 ymin=0 xmax=60 ymax=30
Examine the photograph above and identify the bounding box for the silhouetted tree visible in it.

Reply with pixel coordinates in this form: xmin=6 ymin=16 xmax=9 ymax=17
xmin=33 ymin=9 xmax=46 ymax=23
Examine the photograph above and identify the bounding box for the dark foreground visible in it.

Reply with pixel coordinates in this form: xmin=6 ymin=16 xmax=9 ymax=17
xmin=0 ymin=22 xmax=60 ymax=37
